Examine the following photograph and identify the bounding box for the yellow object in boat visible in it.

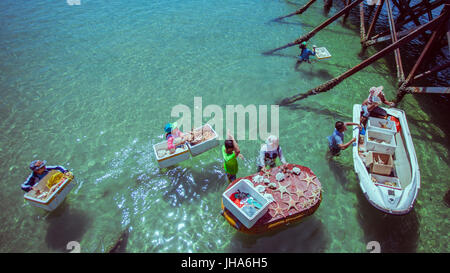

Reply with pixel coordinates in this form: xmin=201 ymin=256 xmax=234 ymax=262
xmin=47 ymin=172 xmax=63 ymax=189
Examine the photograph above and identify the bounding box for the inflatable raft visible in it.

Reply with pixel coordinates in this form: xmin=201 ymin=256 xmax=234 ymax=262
xmin=24 ymin=170 xmax=76 ymax=211
xmin=221 ymin=164 xmax=322 ymax=234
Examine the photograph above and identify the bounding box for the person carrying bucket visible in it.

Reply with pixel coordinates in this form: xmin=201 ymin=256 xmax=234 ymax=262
xmin=257 ymin=135 xmax=287 ymax=172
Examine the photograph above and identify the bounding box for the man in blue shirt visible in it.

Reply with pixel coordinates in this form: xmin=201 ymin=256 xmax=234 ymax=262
xmin=295 ymin=42 xmax=316 ymax=70
xmin=21 ymin=160 xmax=68 ymax=192
xmin=327 ymin=121 xmax=360 ymax=156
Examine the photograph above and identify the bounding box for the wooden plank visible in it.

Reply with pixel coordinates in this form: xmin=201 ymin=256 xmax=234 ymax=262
xmin=409 ymin=87 xmax=450 ymax=93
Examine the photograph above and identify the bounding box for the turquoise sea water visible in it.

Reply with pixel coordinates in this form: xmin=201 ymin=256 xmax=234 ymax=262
xmin=0 ymin=0 xmax=448 ymax=253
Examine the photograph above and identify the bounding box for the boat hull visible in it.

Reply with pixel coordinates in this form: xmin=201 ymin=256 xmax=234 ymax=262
xmin=352 ymin=104 xmax=420 ymax=215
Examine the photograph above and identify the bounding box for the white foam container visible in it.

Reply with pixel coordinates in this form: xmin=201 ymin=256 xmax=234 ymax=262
xmin=153 ymin=141 xmax=190 ymax=168
xmin=222 ymin=179 xmax=270 ymax=229
xmin=187 ymin=124 xmax=219 ymax=156
xmin=370 ymin=173 xmax=401 ymax=189
xmin=24 ymin=170 xmax=76 ymax=211
xmin=367 ymin=117 xmax=396 ymax=135
xmin=365 ymin=129 xmax=396 ymax=155
xmin=315 ymin=47 xmax=331 ymax=59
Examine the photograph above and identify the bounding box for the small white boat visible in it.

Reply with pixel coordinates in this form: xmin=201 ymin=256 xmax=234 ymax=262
xmin=24 ymin=170 xmax=76 ymax=211
xmin=352 ymin=104 xmax=420 ymax=215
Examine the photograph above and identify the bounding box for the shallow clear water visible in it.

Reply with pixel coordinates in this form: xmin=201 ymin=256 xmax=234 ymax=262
xmin=0 ymin=0 xmax=448 ymax=253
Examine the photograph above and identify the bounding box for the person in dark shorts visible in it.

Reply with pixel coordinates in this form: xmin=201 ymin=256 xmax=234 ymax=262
xmin=295 ymin=42 xmax=316 ymax=70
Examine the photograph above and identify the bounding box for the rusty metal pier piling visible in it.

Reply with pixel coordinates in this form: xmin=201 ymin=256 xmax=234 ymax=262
xmin=267 ymin=0 xmax=450 ymax=105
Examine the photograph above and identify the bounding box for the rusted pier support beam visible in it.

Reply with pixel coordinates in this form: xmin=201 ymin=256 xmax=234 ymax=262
xmin=366 ymin=26 xmax=418 ymax=45
xmin=279 ymin=9 xmax=448 ymax=105
xmin=272 ymin=0 xmax=318 ymax=22
xmin=324 ymin=0 xmax=333 ymax=12
xmin=395 ymin=5 xmax=450 ymax=103
xmin=359 ymin=2 xmax=366 ymax=42
xmin=413 ymin=62 xmax=450 ymax=81
xmin=386 ymin=0 xmax=405 ymax=83
xmin=344 ymin=0 xmax=351 ymax=23
xmin=263 ymin=0 xmax=364 ymax=55
xmin=364 ymin=0 xmax=447 ymax=47
xmin=364 ymin=0 xmax=385 ymax=43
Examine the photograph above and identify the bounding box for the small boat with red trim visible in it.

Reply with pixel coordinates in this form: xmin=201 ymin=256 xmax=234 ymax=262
xmin=221 ymin=163 xmax=322 ymax=234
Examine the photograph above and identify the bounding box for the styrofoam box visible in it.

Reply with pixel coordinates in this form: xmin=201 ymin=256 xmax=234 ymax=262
xmin=367 ymin=117 xmax=396 ymax=135
xmin=365 ymin=129 xmax=396 ymax=155
xmin=222 ymin=179 xmax=270 ymax=229
xmin=315 ymin=47 xmax=331 ymax=59
xmin=153 ymin=141 xmax=190 ymax=168
xmin=24 ymin=171 xmax=76 ymax=211
xmin=370 ymin=174 xmax=401 ymax=189
xmin=187 ymin=124 xmax=219 ymax=156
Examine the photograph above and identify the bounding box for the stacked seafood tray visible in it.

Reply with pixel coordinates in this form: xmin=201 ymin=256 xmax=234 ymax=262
xmin=363 ymin=117 xmax=399 ymax=185
xmin=153 ymin=124 xmax=219 ymax=168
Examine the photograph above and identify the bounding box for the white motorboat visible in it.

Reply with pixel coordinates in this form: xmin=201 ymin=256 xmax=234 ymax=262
xmin=352 ymin=104 xmax=420 ymax=215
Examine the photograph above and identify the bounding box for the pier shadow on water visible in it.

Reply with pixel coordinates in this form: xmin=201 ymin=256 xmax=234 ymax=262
xmin=355 ymin=190 xmax=419 ymax=253
xmin=228 ymin=216 xmax=328 ymax=253
xmin=45 ymin=202 xmax=92 ymax=252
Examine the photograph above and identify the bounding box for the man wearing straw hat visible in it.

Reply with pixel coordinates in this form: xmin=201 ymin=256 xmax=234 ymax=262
xmin=21 ymin=160 xmax=68 ymax=192
xmin=257 ymin=135 xmax=287 ymax=172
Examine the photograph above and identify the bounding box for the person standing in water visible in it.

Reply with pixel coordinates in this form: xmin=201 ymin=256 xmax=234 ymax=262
xmin=327 ymin=121 xmax=361 ymax=156
xmin=295 ymin=41 xmax=316 ymax=70
xmin=257 ymin=135 xmax=287 ymax=172
xmin=222 ymin=130 xmax=244 ymax=183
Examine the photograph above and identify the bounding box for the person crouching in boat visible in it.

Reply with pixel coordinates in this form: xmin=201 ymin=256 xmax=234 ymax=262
xmin=222 ymin=130 xmax=244 ymax=183
xmin=257 ymin=135 xmax=287 ymax=172
xmin=164 ymin=122 xmax=188 ymax=153
xmin=360 ymin=86 xmax=395 ymax=126
xmin=21 ymin=160 xmax=68 ymax=192
xmin=327 ymin=121 xmax=361 ymax=156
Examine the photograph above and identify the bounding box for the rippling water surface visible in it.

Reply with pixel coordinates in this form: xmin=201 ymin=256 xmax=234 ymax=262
xmin=0 ymin=0 xmax=449 ymax=253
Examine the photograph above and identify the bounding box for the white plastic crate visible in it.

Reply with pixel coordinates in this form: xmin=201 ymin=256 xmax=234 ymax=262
xmin=367 ymin=117 xmax=396 ymax=135
xmin=370 ymin=173 xmax=401 ymax=189
xmin=222 ymin=179 xmax=270 ymax=229
xmin=153 ymin=141 xmax=190 ymax=168
xmin=24 ymin=170 xmax=76 ymax=211
xmin=187 ymin=124 xmax=219 ymax=156
xmin=315 ymin=47 xmax=331 ymax=59
xmin=365 ymin=129 xmax=396 ymax=155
